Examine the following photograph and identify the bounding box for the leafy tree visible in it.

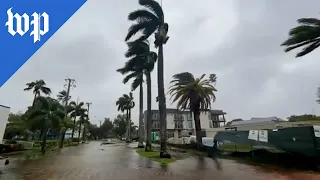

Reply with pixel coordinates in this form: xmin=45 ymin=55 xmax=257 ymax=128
xmin=24 ymin=79 xmax=51 ymax=106
xmin=68 ymin=101 xmax=86 ymax=139
xmin=281 ymin=16 xmax=320 ymax=57
xmin=287 ymin=114 xmax=320 ymax=122
xmin=125 ymin=0 xmax=170 ymax=157
xmin=116 ymin=93 xmax=135 ymax=142
xmin=57 ymin=90 xmax=71 ymax=104
xmin=117 ymin=40 xmax=157 ymax=150
xmin=28 ymin=96 xmax=64 ymax=154
xmin=100 ymin=118 xmax=114 ymax=138
xmin=4 ymin=112 xmax=27 ymax=139
xmin=112 ymin=114 xmax=127 ymax=138
xmin=87 ymin=123 xmax=100 ymax=140
xmin=168 ymin=72 xmax=217 ymax=149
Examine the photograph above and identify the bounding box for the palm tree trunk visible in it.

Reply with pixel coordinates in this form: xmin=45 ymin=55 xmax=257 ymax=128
xmin=82 ymin=125 xmax=86 ymax=142
xmin=41 ymin=128 xmax=50 ymax=155
xmin=78 ymin=123 xmax=82 ymax=144
xmin=32 ymin=93 xmax=37 ymax=106
xmin=59 ymin=128 xmax=66 ymax=148
xmin=128 ymin=109 xmax=132 ymax=142
xmin=138 ymin=83 xmax=145 ymax=148
xmin=71 ymin=116 xmax=76 ymax=139
xmin=193 ymin=110 xmax=202 ymax=150
xmin=126 ymin=110 xmax=130 ymax=142
xmin=145 ymin=72 xmax=152 ymax=151
xmin=157 ymin=44 xmax=170 ymax=158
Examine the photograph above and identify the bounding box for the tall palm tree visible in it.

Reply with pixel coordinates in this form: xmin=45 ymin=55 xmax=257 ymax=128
xmin=24 ymin=79 xmax=51 ymax=106
xmin=116 ymin=93 xmax=135 ymax=142
xmin=68 ymin=101 xmax=86 ymax=139
xmin=117 ymin=40 xmax=157 ymax=150
xmin=57 ymin=90 xmax=71 ymax=104
xmin=58 ymin=116 xmax=73 ymax=148
xmin=125 ymin=0 xmax=170 ymax=158
xmin=168 ymin=72 xmax=217 ymax=149
xmin=77 ymin=110 xmax=88 ymax=144
xmin=28 ymin=96 xmax=64 ymax=154
xmin=281 ymin=16 xmax=320 ymax=57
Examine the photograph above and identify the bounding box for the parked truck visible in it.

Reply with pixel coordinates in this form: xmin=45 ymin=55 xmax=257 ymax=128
xmin=0 ymin=105 xmax=10 ymax=143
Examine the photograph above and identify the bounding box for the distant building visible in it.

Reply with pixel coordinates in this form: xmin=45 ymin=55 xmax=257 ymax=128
xmin=143 ymin=108 xmax=226 ymax=139
xmin=228 ymin=117 xmax=284 ymax=131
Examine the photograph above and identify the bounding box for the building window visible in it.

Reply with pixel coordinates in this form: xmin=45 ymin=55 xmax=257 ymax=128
xmin=188 ymin=120 xmax=193 ymax=129
xmin=152 ymin=113 xmax=158 ymax=120
xmin=174 ymin=121 xmax=183 ymax=129
xmin=152 ymin=121 xmax=160 ymax=129
xmin=209 ymin=120 xmax=213 ymax=128
xmin=186 ymin=114 xmax=192 ymax=120
xmin=174 ymin=114 xmax=183 ymax=120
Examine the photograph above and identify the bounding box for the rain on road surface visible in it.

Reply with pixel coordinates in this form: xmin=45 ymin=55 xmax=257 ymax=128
xmin=1 ymin=141 xmax=319 ymax=180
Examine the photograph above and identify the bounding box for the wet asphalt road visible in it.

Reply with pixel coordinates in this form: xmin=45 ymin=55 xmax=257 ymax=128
xmin=1 ymin=141 xmax=319 ymax=180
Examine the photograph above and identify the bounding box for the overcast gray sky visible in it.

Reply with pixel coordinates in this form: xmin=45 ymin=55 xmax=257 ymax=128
xmin=1 ymin=0 xmax=320 ymax=125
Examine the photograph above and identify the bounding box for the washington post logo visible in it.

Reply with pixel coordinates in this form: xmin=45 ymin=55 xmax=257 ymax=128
xmin=5 ymin=8 xmax=49 ymax=43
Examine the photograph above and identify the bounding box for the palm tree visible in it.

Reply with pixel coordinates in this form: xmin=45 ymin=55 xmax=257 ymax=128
xmin=68 ymin=101 xmax=86 ymax=139
xmin=24 ymin=79 xmax=51 ymax=106
xmin=117 ymin=40 xmax=157 ymax=150
xmin=28 ymin=96 xmax=64 ymax=154
xmin=168 ymin=72 xmax=217 ymax=149
xmin=57 ymin=90 xmax=71 ymax=104
xmin=58 ymin=116 xmax=73 ymax=148
xmin=281 ymin=16 xmax=320 ymax=57
xmin=77 ymin=110 xmax=88 ymax=144
xmin=125 ymin=0 xmax=170 ymax=158
xmin=116 ymin=93 xmax=135 ymax=142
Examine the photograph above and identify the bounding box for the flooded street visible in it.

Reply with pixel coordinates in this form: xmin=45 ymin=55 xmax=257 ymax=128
xmin=1 ymin=141 xmax=319 ymax=180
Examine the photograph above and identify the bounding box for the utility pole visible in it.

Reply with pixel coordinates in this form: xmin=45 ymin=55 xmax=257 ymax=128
xmin=63 ymin=78 xmax=76 ymax=115
xmin=86 ymin=102 xmax=92 ymax=119
xmin=61 ymin=78 xmax=75 ymax=148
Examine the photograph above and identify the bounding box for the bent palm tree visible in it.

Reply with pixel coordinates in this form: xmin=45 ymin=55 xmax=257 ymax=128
xmin=168 ymin=72 xmax=217 ymax=149
xmin=68 ymin=101 xmax=86 ymax=139
xmin=57 ymin=90 xmax=71 ymax=104
xmin=125 ymin=0 xmax=170 ymax=158
xmin=117 ymin=40 xmax=157 ymax=150
xmin=28 ymin=96 xmax=64 ymax=154
xmin=281 ymin=16 xmax=320 ymax=57
xmin=116 ymin=93 xmax=135 ymax=142
xmin=24 ymin=79 xmax=51 ymax=106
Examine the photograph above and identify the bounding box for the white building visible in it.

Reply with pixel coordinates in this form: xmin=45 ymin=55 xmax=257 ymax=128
xmin=143 ymin=108 xmax=226 ymax=139
xmin=0 ymin=104 xmax=10 ymax=143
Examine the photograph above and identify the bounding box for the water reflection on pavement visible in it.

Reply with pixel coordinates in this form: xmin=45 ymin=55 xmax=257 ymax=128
xmin=1 ymin=141 xmax=319 ymax=180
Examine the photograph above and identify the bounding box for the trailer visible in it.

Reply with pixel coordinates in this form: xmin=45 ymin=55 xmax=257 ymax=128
xmin=0 ymin=105 xmax=10 ymax=143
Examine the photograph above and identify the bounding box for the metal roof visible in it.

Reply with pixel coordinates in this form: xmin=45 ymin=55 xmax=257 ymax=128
xmin=144 ymin=108 xmax=226 ymax=115
xmin=230 ymin=117 xmax=284 ymax=126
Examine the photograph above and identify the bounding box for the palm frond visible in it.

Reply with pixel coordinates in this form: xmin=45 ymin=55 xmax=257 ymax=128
xmin=125 ymin=20 xmax=154 ymax=41
xmin=139 ymin=0 xmax=164 ymax=20
xmin=128 ymin=9 xmax=158 ymax=22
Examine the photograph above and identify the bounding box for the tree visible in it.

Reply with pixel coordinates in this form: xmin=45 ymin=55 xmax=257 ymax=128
xmin=68 ymin=101 xmax=86 ymax=139
xmin=112 ymin=114 xmax=127 ymax=138
xmin=125 ymin=0 xmax=170 ymax=158
xmin=100 ymin=118 xmax=114 ymax=138
xmin=28 ymin=96 xmax=64 ymax=154
xmin=4 ymin=112 xmax=27 ymax=140
xmin=287 ymin=114 xmax=320 ymax=122
xmin=24 ymin=79 xmax=51 ymax=106
xmin=58 ymin=116 xmax=73 ymax=148
xmin=116 ymin=93 xmax=135 ymax=142
xmin=281 ymin=16 xmax=320 ymax=57
xmin=57 ymin=90 xmax=71 ymax=104
xmin=168 ymin=72 xmax=217 ymax=149
xmin=117 ymin=40 xmax=157 ymax=150
xmin=77 ymin=110 xmax=88 ymax=143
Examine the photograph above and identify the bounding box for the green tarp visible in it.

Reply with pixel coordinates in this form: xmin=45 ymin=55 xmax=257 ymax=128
xmin=215 ymin=126 xmax=320 ymax=157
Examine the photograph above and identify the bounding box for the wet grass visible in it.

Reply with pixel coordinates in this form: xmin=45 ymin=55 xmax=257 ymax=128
xmin=135 ymin=148 xmax=181 ymax=165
